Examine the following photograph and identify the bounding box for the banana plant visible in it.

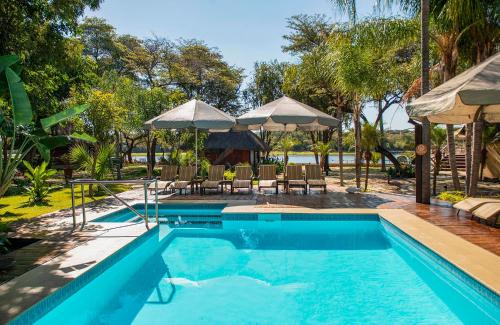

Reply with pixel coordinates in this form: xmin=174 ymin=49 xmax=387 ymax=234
xmin=0 ymin=55 xmax=95 ymax=197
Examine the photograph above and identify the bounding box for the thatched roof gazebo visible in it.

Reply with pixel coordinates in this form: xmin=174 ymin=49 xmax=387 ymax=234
xmin=204 ymin=131 xmax=270 ymax=167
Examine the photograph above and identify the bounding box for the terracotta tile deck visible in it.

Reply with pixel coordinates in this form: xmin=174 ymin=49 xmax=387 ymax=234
xmin=163 ymin=184 xmax=500 ymax=255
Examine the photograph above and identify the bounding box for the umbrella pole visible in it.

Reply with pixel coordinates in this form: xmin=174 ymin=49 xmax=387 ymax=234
xmin=195 ymin=128 xmax=198 ymax=175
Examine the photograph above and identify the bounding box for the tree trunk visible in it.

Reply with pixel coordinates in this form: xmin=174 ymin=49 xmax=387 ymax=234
xmin=309 ymin=132 xmax=319 ymax=164
xmin=465 ymin=123 xmax=473 ymax=195
xmin=322 ymin=130 xmax=331 ymax=175
xmin=337 ymin=111 xmax=344 ymax=186
xmin=150 ymin=137 xmax=157 ymax=177
xmin=114 ymin=130 xmax=122 ymax=180
xmin=353 ymin=104 xmax=362 ymax=189
xmin=378 ymin=100 xmax=386 ymax=171
xmin=432 ymin=149 xmax=442 ymax=196
xmin=375 ymin=145 xmax=401 ymax=172
xmin=127 ymin=145 xmax=134 ymax=163
xmin=364 ymin=151 xmax=372 ymax=191
xmin=420 ymin=0 xmax=431 ymax=204
xmin=469 ymin=117 xmax=483 ymax=196
xmin=422 ymin=118 xmax=432 ymax=203
xmin=446 ymin=124 xmax=460 ymax=190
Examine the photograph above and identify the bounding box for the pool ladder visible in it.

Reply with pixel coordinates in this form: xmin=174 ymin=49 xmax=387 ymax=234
xmin=69 ymin=179 xmax=160 ymax=230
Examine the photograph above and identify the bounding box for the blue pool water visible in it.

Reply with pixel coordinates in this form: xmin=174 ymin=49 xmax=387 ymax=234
xmin=92 ymin=204 xmax=226 ymax=223
xmin=19 ymin=217 xmax=499 ymax=324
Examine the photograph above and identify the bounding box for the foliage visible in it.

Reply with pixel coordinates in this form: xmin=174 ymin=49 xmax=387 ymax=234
xmin=22 ymin=161 xmax=57 ymax=204
xmin=70 ymin=143 xmax=115 ymax=181
xmin=0 ymin=223 xmax=11 ymax=254
xmin=261 ymin=156 xmax=285 ymax=174
xmin=0 ymin=55 xmax=94 ymax=198
xmin=0 ymin=1 xmax=100 ymax=118
xmin=371 ymin=152 xmax=381 ymax=165
xmin=436 ymin=191 xmax=466 ymax=204
xmin=224 ymin=170 xmax=236 ymax=181
xmin=387 ymin=165 xmax=415 ymax=179
xmin=243 ymin=60 xmax=288 ymax=111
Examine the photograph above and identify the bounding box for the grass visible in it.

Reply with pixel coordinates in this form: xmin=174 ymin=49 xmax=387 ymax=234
xmin=0 ymin=184 xmax=130 ymax=224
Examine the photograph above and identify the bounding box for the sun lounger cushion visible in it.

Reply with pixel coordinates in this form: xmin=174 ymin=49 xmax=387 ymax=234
xmin=233 ymin=180 xmax=251 ymax=188
xmin=288 ymin=180 xmax=306 ymax=186
xmin=259 ymin=180 xmax=277 ymax=187
xmin=472 ymin=203 xmax=500 ymax=224
xmin=307 ymin=179 xmax=327 ymax=186
xmin=148 ymin=180 xmax=172 ymax=190
xmin=201 ymin=180 xmax=221 ymax=188
xmin=172 ymin=181 xmax=191 ymax=189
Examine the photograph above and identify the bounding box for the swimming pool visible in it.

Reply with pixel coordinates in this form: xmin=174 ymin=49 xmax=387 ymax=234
xmin=92 ymin=203 xmax=226 ymax=223
xmin=13 ymin=215 xmax=499 ymax=324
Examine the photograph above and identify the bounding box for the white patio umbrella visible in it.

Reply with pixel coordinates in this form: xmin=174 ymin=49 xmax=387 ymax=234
xmin=144 ymin=99 xmax=235 ymax=172
xmin=236 ymin=96 xmax=339 ymax=165
xmin=237 ymin=96 xmax=339 ymax=131
xmin=406 ymin=52 xmax=500 ymax=124
xmin=406 ymin=52 xmax=500 ymax=196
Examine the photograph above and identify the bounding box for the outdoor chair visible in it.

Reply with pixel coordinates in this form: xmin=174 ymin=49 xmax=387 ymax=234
xmin=148 ymin=165 xmax=177 ymax=194
xmin=201 ymin=165 xmax=225 ymax=195
xmin=305 ymin=164 xmax=327 ymax=194
xmin=231 ymin=165 xmax=253 ymax=194
xmin=286 ymin=165 xmax=306 ymax=194
xmin=258 ymin=164 xmax=278 ymax=194
xmin=471 ymin=203 xmax=500 ymax=227
xmin=171 ymin=165 xmax=196 ymax=195
xmin=453 ymin=197 xmax=500 ymax=216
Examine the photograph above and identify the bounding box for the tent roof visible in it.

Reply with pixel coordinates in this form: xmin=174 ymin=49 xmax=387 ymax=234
xmin=204 ymin=131 xmax=270 ymax=151
xmin=406 ymin=53 xmax=500 ymax=124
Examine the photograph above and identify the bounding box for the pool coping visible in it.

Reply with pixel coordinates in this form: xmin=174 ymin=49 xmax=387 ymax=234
xmin=223 ymin=205 xmax=500 ymax=295
xmin=1 ymin=205 xmax=499 ymax=323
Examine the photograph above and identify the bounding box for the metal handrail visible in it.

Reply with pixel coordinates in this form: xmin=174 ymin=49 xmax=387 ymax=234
xmin=69 ymin=178 xmax=159 ymax=230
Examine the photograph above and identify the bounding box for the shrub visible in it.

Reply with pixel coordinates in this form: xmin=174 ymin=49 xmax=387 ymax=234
xmin=261 ymin=156 xmax=284 ymax=174
xmin=224 ymin=170 xmax=235 ymax=180
xmin=0 ymin=223 xmax=12 ymax=254
xmin=371 ymin=152 xmax=381 ymax=165
xmin=387 ymin=165 xmax=415 ymax=179
xmin=23 ymin=161 xmax=57 ymax=204
xmin=437 ymin=191 xmax=465 ymax=203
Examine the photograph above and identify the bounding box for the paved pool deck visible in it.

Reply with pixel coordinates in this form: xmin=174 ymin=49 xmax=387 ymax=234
xmin=0 ymin=183 xmax=499 ymax=323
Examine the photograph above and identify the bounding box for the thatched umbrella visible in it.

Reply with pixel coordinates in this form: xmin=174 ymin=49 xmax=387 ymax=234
xmin=406 ymin=53 xmax=500 ymax=195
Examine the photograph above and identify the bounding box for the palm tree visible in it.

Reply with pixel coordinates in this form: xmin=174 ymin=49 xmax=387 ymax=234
xmin=430 ymin=125 xmax=447 ymax=196
xmin=361 ymin=123 xmax=379 ymax=191
xmin=280 ymin=136 xmax=296 ymax=166
xmin=70 ymin=143 xmax=115 ymax=196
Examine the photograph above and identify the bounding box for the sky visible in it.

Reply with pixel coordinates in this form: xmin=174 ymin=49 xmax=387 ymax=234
xmin=85 ymin=0 xmax=412 ymax=130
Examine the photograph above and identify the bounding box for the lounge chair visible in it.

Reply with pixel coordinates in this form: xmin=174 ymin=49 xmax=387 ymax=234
xmin=453 ymin=197 xmax=500 ymax=216
xmin=171 ymin=166 xmax=196 ymax=195
xmin=286 ymin=165 xmax=306 ymax=194
xmin=231 ymin=165 xmax=253 ymax=194
xmin=148 ymin=165 xmax=177 ymax=194
xmin=305 ymin=164 xmax=327 ymax=194
xmin=258 ymin=164 xmax=278 ymax=194
xmin=201 ymin=165 xmax=225 ymax=195
xmin=471 ymin=203 xmax=500 ymax=226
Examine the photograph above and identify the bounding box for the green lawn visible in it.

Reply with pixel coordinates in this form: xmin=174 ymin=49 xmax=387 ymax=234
xmin=0 ymin=184 xmax=130 ymax=224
